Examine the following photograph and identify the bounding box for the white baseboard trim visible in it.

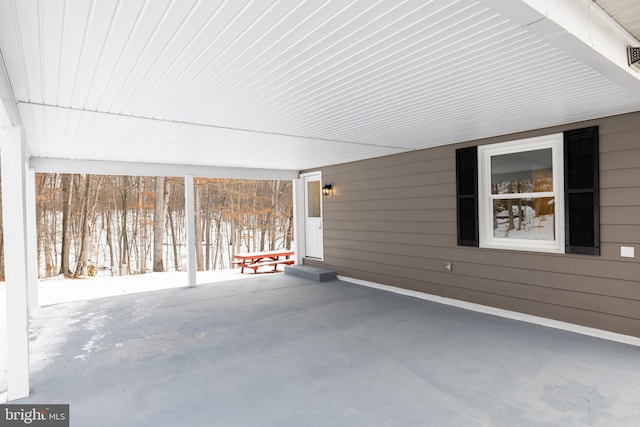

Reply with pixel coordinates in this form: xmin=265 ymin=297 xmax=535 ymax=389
xmin=337 ymin=275 xmax=640 ymax=348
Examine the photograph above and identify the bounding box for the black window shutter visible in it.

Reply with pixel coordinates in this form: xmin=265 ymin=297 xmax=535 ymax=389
xmin=564 ymin=126 xmax=600 ymax=255
xmin=456 ymin=146 xmax=479 ymax=246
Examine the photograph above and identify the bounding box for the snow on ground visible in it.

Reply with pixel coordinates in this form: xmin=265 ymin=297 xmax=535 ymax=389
xmin=0 ymin=268 xmax=263 ymax=402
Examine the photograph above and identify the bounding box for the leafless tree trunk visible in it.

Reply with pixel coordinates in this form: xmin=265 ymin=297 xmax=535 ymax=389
xmin=194 ymin=183 xmax=204 ymax=271
xmin=105 ymin=210 xmax=115 ymax=275
xmin=153 ymin=176 xmax=168 ymax=272
xmin=74 ymin=175 xmax=104 ymax=276
xmin=120 ymin=176 xmax=130 ymax=275
xmin=59 ymin=174 xmax=74 ymax=277
xmin=40 ymin=196 xmax=55 ymax=277
xmin=137 ymin=176 xmax=148 ymax=274
xmin=168 ymin=208 xmax=180 ymax=271
xmin=285 ymin=206 xmax=293 ymax=250
xmin=74 ymin=175 xmax=91 ymax=277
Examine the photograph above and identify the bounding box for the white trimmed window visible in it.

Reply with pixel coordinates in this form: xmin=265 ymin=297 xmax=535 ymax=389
xmin=477 ymin=134 xmax=564 ymax=253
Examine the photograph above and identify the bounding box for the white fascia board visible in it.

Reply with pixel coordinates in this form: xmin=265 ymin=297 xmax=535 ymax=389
xmin=483 ymin=0 xmax=640 ymax=95
xmin=29 ymin=157 xmax=299 ymax=180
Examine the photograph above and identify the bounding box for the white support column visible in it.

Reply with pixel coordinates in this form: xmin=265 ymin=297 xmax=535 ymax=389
xmin=25 ymin=167 xmax=38 ymax=309
xmin=292 ymin=177 xmax=304 ymax=265
xmin=184 ymin=175 xmax=196 ymax=288
xmin=1 ymin=126 xmax=30 ymax=400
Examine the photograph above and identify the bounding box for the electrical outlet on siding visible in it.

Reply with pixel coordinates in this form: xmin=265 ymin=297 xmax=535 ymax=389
xmin=620 ymin=246 xmax=635 ymax=258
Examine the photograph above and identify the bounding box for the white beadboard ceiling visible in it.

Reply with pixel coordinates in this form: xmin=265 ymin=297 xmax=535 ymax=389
xmin=1 ymin=0 xmax=640 ymax=173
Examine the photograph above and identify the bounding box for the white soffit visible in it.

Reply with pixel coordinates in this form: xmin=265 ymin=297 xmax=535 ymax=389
xmin=1 ymin=0 xmax=639 ymax=171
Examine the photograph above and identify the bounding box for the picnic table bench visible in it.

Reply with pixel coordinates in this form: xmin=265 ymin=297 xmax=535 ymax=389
xmin=232 ymin=250 xmax=295 ymax=273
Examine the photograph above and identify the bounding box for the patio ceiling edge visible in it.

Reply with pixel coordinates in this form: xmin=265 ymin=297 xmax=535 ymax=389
xmin=29 ymin=157 xmax=300 ymax=181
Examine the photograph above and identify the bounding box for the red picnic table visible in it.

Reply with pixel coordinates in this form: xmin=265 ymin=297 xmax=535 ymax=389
xmin=232 ymin=250 xmax=295 ymax=273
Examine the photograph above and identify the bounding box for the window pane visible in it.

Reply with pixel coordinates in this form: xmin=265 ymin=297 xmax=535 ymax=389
xmin=307 ymin=181 xmax=321 ymax=217
xmin=493 ymin=197 xmax=555 ymax=240
xmin=491 ymin=148 xmax=552 ymax=194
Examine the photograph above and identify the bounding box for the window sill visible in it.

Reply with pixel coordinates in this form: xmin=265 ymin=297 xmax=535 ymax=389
xmin=480 ymin=241 xmax=564 ymax=254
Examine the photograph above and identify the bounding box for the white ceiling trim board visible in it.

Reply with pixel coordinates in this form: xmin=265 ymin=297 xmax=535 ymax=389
xmin=30 ymin=157 xmax=299 ymax=181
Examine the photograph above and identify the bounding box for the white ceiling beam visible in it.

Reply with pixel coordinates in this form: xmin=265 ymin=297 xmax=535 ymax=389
xmin=29 ymin=157 xmax=299 ymax=180
xmin=483 ymin=0 xmax=640 ymax=95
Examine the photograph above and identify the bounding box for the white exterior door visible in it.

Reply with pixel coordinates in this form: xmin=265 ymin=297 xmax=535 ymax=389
xmin=303 ymin=172 xmax=324 ymax=259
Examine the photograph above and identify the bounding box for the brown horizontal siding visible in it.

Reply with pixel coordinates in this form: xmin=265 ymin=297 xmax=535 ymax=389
xmin=328 ymin=220 xmax=455 ymax=235
xmin=324 ymin=144 xmax=452 ymax=175
xmin=600 ymin=188 xmax=640 ymax=207
xmin=328 ymin=160 xmax=453 ymax=184
xmin=335 ymin=179 xmax=454 ymax=197
xmin=600 ymin=150 xmax=640 ymax=170
xmin=323 ymin=244 xmax=639 ymax=300
xmin=324 ymin=244 xmax=638 ymax=284
xmin=600 ymin=225 xmax=640 ymax=242
xmin=328 ymin=187 xmax=454 ymax=205
xmin=600 ymin=169 xmax=640 ymax=189
xmin=325 ymin=209 xmax=456 ymax=223
xmin=600 ymin=207 xmax=640 ymax=225
xmin=599 ymin=131 xmax=640 ymax=153
xmin=306 ymin=261 xmax=640 ymax=337
xmin=323 ymin=229 xmax=455 ymax=248
xmin=309 ymin=111 xmax=640 ymax=337
xmin=325 ymin=222 xmax=638 ymax=275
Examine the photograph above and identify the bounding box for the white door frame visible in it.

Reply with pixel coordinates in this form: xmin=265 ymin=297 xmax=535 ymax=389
xmin=294 ymin=171 xmax=324 ymax=262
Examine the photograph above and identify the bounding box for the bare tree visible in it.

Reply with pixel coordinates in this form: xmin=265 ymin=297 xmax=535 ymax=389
xmin=194 ymin=181 xmax=205 ymax=271
xmin=74 ymin=175 xmax=104 ymax=277
xmin=153 ymin=176 xmax=169 ymax=272
xmin=28 ymin=174 xmax=292 ymax=278
xmin=59 ymin=174 xmax=74 ymax=277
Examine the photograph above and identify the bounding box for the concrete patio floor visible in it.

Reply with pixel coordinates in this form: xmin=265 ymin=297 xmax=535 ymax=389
xmin=16 ymin=274 xmax=640 ymax=426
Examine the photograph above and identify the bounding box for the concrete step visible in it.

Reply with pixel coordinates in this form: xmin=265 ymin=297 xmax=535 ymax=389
xmin=284 ymin=264 xmax=337 ymax=282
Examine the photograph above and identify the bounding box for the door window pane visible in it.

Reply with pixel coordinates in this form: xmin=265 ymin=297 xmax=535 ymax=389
xmin=307 ymin=181 xmax=321 ymax=217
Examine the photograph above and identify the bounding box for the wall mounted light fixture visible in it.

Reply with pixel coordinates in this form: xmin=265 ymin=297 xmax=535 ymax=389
xmin=322 ymin=184 xmax=333 ymax=196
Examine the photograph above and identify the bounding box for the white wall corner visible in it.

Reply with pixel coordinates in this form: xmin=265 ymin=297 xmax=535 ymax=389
xmin=1 ymin=126 xmax=31 ymax=400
